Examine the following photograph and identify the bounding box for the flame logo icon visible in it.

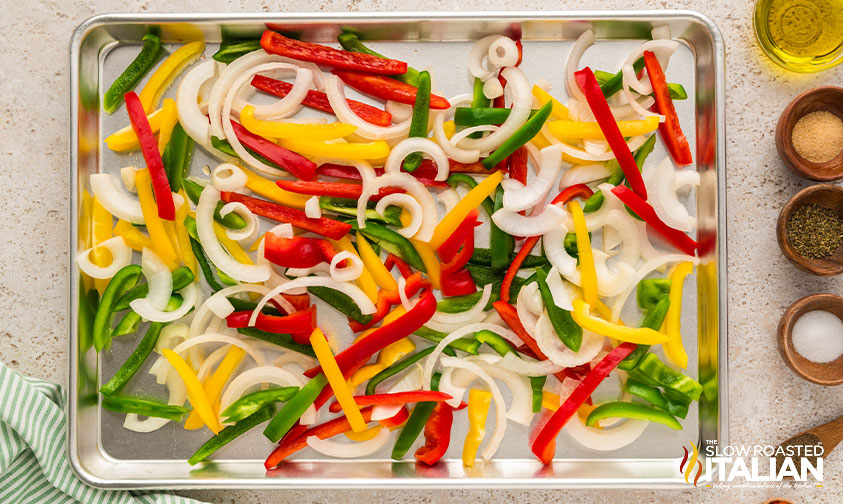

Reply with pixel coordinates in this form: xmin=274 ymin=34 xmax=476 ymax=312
xmin=679 ymin=441 xmax=702 ymax=486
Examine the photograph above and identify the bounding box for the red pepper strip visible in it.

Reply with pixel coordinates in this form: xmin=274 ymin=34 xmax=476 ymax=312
xmin=263 ymin=233 xmax=337 ymax=268
xmin=124 ymin=91 xmax=175 ymax=220
xmin=531 ymin=343 xmax=637 ymax=464
xmin=508 ymin=146 xmax=529 ymax=185
xmin=348 ymin=273 xmax=428 ymax=332
xmin=436 ymin=209 xmax=479 ymax=263
xmin=378 ymin=406 xmax=409 ymax=428
xmin=440 ymin=231 xmax=474 ymax=275
xmin=265 ymin=406 xmax=376 ymax=468
xmin=305 ymin=290 xmax=437 ymax=379
xmin=230 ymin=121 xmax=317 ymax=181
xmin=328 ymin=390 xmax=453 ymax=413
xmin=500 ymin=236 xmax=540 ymax=303
xmin=226 ymin=305 xmax=317 ymax=334
xmin=315 ymin=163 xmax=448 ymax=188
xmin=610 ymin=186 xmax=698 ymax=256
xmin=414 ymin=401 xmax=454 ymax=465
xmin=261 ymin=31 xmax=407 ymax=75
xmin=332 ymin=70 xmax=451 ymax=109
xmin=643 ymin=51 xmax=693 ymax=166
xmin=440 ymin=268 xmax=477 ymax=297
xmin=552 ymin=184 xmax=594 ymax=205
xmin=221 ymin=191 xmax=351 ymax=240
xmin=251 ymin=74 xmax=392 ymax=127
xmin=275 ymin=180 xmax=403 ymax=200
xmin=385 ymin=253 xmax=413 ymax=279
xmin=281 ymin=293 xmax=311 ymax=313
xmin=574 ymin=68 xmax=648 ymax=200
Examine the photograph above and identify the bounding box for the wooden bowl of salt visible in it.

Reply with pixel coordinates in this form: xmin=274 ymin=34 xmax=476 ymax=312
xmin=778 ymin=294 xmax=843 ymax=386
xmin=776 ymin=86 xmax=843 ymax=181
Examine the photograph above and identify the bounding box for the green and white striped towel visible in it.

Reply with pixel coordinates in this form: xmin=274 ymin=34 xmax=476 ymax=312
xmin=0 ymin=361 xmax=208 ymax=504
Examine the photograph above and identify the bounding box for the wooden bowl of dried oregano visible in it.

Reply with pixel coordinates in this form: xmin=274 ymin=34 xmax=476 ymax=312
xmin=777 ymin=184 xmax=843 ymax=275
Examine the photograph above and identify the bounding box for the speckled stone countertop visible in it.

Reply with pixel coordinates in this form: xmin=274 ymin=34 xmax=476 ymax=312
xmin=2 ymin=0 xmax=842 ymax=502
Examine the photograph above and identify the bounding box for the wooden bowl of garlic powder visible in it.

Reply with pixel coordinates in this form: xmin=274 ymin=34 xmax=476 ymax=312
xmin=776 ymin=86 xmax=843 ymax=181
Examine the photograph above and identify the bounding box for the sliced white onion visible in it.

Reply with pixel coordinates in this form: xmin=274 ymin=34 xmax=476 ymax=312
xmin=206 ymin=294 xmax=235 ymax=319
xmin=218 ymin=202 xmax=259 ymax=242
xmin=623 ymin=63 xmax=652 ymax=96
xmin=384 ymin=137 xmax=450 ymax=182
xmin=330 ymin=251 xmax=363 ymax=282
xmin=375 ymin=193 xmax=423 ymax=238
xmin=437 ymin=188 xmax=461 ymax=214
xmin=76 ymin=236 xmax=132 ymax=279
xmin=432 ymin=94 xmax=481 ymax=164
xmin=325 ymin=75 xmax=412 ymax=140
xmin=196 ymin=184 xmax=270 ymax=283
xmin=305 ymin=196 xmax=322 ymax=219
xmin=502 ymin=145 xmax=562 ymax=212
xmin=622 ymin=86 xmax=663 ymax=120
xmin=155 ymin=323 xmax=189 ymax=355
xmin=603 ymin=210 xmax=642 ymax=265
xmin=609 ymin=254 xmax=700 ymax=322
xmin=358 ymin=172 xmax=437 ymax=242
xmin=173 ymin=333 xmax=264 ymax=368
xmin=131 ymin=283 xmax=200 ymax=323
xmin=90 ymin=173 xmax=144 ymax=224
xmin=566 ymin=30 xmax=595 ymax=102
xmin=458 ymin=67 xmax=531 ymax=153
xmin=651 ymin=24 xmax=672 ymax=41
xmin=488 ymin=36 xmax=519 ymax=68
xmin=500 ymin=351 xmax=563 ymax=377
xmin=516 ymin=284 xmax=539 ymax=333
xmin=219 ymin=365 xmax=310 ymax=422
xmin=536 ymin=311 xmax=603 ymax=368
xmin=583 ymin=139 xmax=609 ymax=156
xmin=251 ymin=276 xmax=376 ymax=327
xmin=422 ymin=323 xmax=518 ymax=388
xmin=306 ymin=427 xmax=390 ymax=458
xmin=450 ymin=125 xmax=498 ymax=146
xmin=177 ymin=60 xmax=220 ymax=152
xmin=470 ymin=354 xmax=533 ymax=426
xmin=546 ymin=266 xmax=574 ymax=311
xmin=273 ymin=351 xmax=318 ymax=370
xmin=431 ymin=284 xmax=492 ymax=325
xmin=564 ymin=414 xmax=648 ymax=451
xmin=286 ymin=263 xmax=332 ymax=277
xmin=268 ymin=223 xmax=294 ymax=239
xmin=423 ymin=310 xmax=487 ymax=334
xmin=196 ymin=345 xmax=231 ymax=382
xmin=138 ymin=248 xmax=173 ymax=310
xmin=123 ymin=369 xmax=187 ymax=433
xmin=557 ymin=135 xmax=648 ymax=162
xmin=519 ymin=282 xmax=544 ymax=317
xmin=397 ymin=276 xmax=413 ymax=311
xmin=483 ymin=77 xmax=503 ymax=99
xmin=371 ymin=363 xmax=422 ymax=420
xmin=559 ymin=163 xmax=610 ymax=188
xmin=120 ymin=166 xmax=138 ymax=193
xmin=252 ymin=67 xmax=313 ymax=120
xmin=542 ymin=223 xmax=578 ymax=282
xmin=385 ymin=100 xmax=413 ymax=122
xmin=211 ymin=163 xmax=248 ymax=192
xmin=645 ymin=157 xmax=699 ymax=232
xmin=468 ymin=35 xmax=503 ymax=81
xmin=492 ymin=204 xmax=567 ymax=236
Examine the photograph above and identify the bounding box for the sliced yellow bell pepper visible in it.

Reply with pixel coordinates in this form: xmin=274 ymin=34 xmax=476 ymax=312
xmin=240 ymin=105 xmax=357 ymax=141
xmin=174 ymin=192 xmax=197 ymax=276
xmin=547 ymin=116 xmax=659 ymax=141
xmin=331 ymin=236 xmax=378 ymax=302
xmin=349 ymin=337 xmax=415 ymax=389
xmin=156 ymin=98 xmax=179 ymax=155
xmin=185 ymin=346 xmax=245 ymax=429
xmin=91 ymin=197 xmax=114 ymax=294
xmin=113 ymin=219 xmax=154 ymax=252
xmin=136 ymin=169 xmax=179 ymax=270
xmin=310 ymin=328 xmax=367 ymax=433
xmin=241 ymin=166 xmax=310 ymax=209
xmin=430 ymin=170 xmax=503 ymax=249
xmin=344 ymin=425 xmax=382 ymax=441
xmin=571 ymin=300 xmax=669 ymax=345
xmin=279 ymin=138 xmax=390 ymax=160
xmin=213 ymin=222 xmax=253 ymax=265
xmin=542 ymin=391 xmax=560 ymax=411
xmin=162 ymin=219 xmax=181 ymax=262
xmin=104 ymin=107 xmax=164 ymax=152
xmin=139 ymin=40 xmax=205 ymax=113
xmin=568 ymin=201 xmax=598 ymax=308
xmin=531 ymin=85 xmax=570 ymax=120
xmin=162 ymin=349 xmax=223 ymax=434
xmin=664 ymin=262 xmax=694 ymax=369
xmin=412 ymin=239 xmax=442 ymax=290
xmin=355 ymin=234 xmax=398 ymax=291
xmin=462 ymin=389 xmax=491 ymax=468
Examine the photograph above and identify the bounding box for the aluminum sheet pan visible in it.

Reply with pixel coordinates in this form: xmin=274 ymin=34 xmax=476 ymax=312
xmin=68 ymin=11 xmax=727 ymax=489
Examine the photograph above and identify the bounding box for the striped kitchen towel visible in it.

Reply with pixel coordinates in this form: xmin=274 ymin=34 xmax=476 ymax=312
xmin=0 ymin=361 xmax=207 ymax=504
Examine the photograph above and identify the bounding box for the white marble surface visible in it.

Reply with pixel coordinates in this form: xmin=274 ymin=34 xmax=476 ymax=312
xmin=2 ymin=0 xmax=842 ymax=502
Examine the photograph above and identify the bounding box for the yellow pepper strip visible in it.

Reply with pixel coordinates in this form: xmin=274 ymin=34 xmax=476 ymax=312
xmin=443 ymin=120 xmax=456 ymax=139
xmin=576 ymin=403 xmax=603 ymax=429
xmin=249 ymin=233 xmax=265 ymax=253
xmin=332 ymin=237 xmax=378 ymax=302
xmin=113 ymin=219 xmax=154 ymax=252
xmin=310 ymin=328 xmax=367 ymax=433
xmin=413 ymin=239 xmax=442 ymax=290
xmin=664 ymin=262 xmax=694 ymax=369
xmin=547 ymin=116 xmax=659 ymax=141
xmin=174 ymin=192 xmax=197 ymax=276
xmin=571 ymin=300 xmax=669 ymax=345
xmin=240 ymin=105 xmax=357 ymax=141
xmin=430 ymin=170 xmax=503 ymax=249
xmin=213 ymin=222 xmax=254 ymax=265
xmin=139 ymin=40 xmax=206 ymax=113
xmin=104 ymin=108 xmax=164 ymax=152
xmin=462 ymin=389 xmax=492 ymax=468
xmin=136 ymin=169 xmax=179 ymax=270
xmin=530 ymin=130 xmax=552 ymax=150
xmin=79 ymin=191 xmax=94 ymax=292
xmin=542 ymin=391 xmax=560 ymax=411
xmin=185 ymin=346 xmax=246 ymax=429
xmin=531 ymin=85 xmax=570 ymax=120
xmin=241 ymin=166 xmax=310 ymax=209
xmin=156 ymin=98 xmax=179 ymax=155
xmin=355 ymin=305 xmax=407 ymax=343
xmin=568 ymin=201 xmax=598 ymax=308
xmin=91 ymin=197 xmax=114 ymax=294
xmin=345 ymin=425 xmax=382 ymax=442
xmin=349 ymin=337 xmax=416 ymax=389
xmin=355 ymin=234 xmax=398 ymax=291
xmin=162 ymin=219 xmax=182 ymax=262
xmin=161 ymin=349 xmax=223 ymax=434
xmin=279 ymin=138 xmax=390 ymax=161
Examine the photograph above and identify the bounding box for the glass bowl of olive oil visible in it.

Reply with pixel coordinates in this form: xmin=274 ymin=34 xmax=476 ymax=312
xmin=754 ymin=0 xmax=843 ymax=72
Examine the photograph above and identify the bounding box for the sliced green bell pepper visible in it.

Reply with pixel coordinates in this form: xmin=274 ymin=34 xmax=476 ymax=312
xmin=93 ymin=265 xmax=142 ymax=352
xmin=630 ymin=353 xmax=703 ymax=401
xmin=490 ymin=185 xmax=514 ymax=272
xmin=103 ymin=34 xmax=164 ymax=114
xmin=212 ymin=39 xmax=261 ymax=64
xmin=100 ymin=321 xmax=167 ymax=396
xmin=402 ymin=70 xmax=431 ymax=172
xmin=392 ymin=372 xmax=441 ymax=459
xmin=435 ymin=290 xmax=497 ymax=313
xmin=624 ymin=378 xmax=690 ymax=419
xmin=320 ymin=196 xmax=402 ymax=226
xmin=535 ymin=268 xmax=582 ymax=351
xmin=190 ymin=406 xmax=274 ymax=465
xmin=454 ymin=107 xmax=539 ymax=127
xmin=236 ymin=327 xmax=316 ymax=357
xmin=354 ymin=222 xmax=426 ymax=272
xmin=101 ymin=395 xmax=190 ymax=422
xmin=161 ymin=123 xmax=194 ymax=193
xmin=586 ymin=401 xmax=682 ymax=430
xmin=618 ymin=295 xmax=671 ymax=371
xmin=482 ymin=100 xmax=552 ymax=169
xmin=220 ymin=387 xmax=298 ymax=423
xmin=637 ymin=278 xmax=672 ymax=310
xmin=530 ymin=376 xmax=547 ymax=413
xmin=413 ymin=327 xmax=480 ymax=355
xmin=475 ymin=330 xmax=516 ymax=356
xmin=469 ymin=247 xmax=549 ymax=269
xmin=264 ymin=373 xmax=328 ymax=442
xmin=337 ymin=31 xmax=421 ymax=86
xmin=309 ymin=285 xmax=372 ymax=325
xmin=113 ymin=266 xmax=194 ymax=312
xmin=364 ymin=346 xmax=454 ymax=396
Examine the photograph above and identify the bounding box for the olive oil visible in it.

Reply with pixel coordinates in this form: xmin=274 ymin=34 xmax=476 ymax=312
xmin=754 ymin=0 xmax=843 ymax=72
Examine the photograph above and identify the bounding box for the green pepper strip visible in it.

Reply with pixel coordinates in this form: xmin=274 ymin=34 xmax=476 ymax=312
xmin=309 ymin=285 xmax=372 ymax=324
xmin=594 ymin=66 xmax=687 ymax=100
xmin=93 ymin=265 xmax=142 ymax=352
xmin=583 ymin=134 xmax=657 ymax=213
xmin=490 ymin=185 xmax=514 ymax=272
xmin=586 ymin=401 xmax=682 ymax=430
xmin=392 ymin=372 xmax=441 ymax=459
xmin=618 ymin=296 xmax=670 ymax=371
xmin=101 ymin=395 xmax=190 ymax=421
xmin=190 ymin=405 xmax=274 ymax=465
xmin=212 ymin=39 xmax=262 ymax=64
xmin=445 ymin=174 xmax=495 ymax=216
xmin=412 ymin=327 xmax=480 ymax=354
xmin=637 ymin=278 xmax=672 ymax=311
xmin=530 ymin=376 xmax=547 ymax=413
xmin=112 ymin=293 xmax=182 ymax=338
xmin=188 ymin=235 xmax=225 ymax=292
xmin=337 ymin=32 xmax=421 ymax=86
xmin=183 ymin=179 xmax=247 ymax=229
xmin=320 ymin=196 xmax=403 ymax=226
xmin=236 ymin=327 xmax=316 ymax=357
xmin=403 ymin=70 xmax=431 ymax=172
xmin=264 ymin=374 xmax=328 ymax=442
xmin=113 ymin=267 xmax=194 ymax=312
xmin=469 ymin=247 xmax=549 ymax=269
xmin=103 ymin=34 xmax=164 ymax=114
xmin=482 ymin=100 xmax=552 ymax=169
xmin=354 ymin=222 xmax=426 ymax=272
xmin=475 ymin=330 xmax=517 ymax=356
xmin=364 ymin=346 xmax=455 ymax=396
xmin=624 ymin=378 xmax=689 ymax=419
xmin=562 ymin=231 xmax=586 ymax=263
xmin=436 ymin=290 xmax=498 ymax=314
xmin=162 ymin=123 xmax=194 ymax=193
xmin=629 ymin=353 xmax=703 ymax=401
xmin=467 ymin=264 xmax=530 ymax=300
xmin=221 ymin=387 xmax=299 ymax=424
xmin=100 ymin=323 xmax=164 ymax=396
xmin=468 ymin=78 xmax=491 ymax=138
xmin=227 ymin=297 xmax=282 ymax=316
xmin=535 ymin=268 xmax=582 ymax=352
xmin=454 ymin=107 xmax=539 ymax=127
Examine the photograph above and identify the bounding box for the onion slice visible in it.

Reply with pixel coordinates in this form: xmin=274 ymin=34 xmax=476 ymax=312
xmin=306 ymin=427 xmax=390 ymax=458
xmin=219 ymin=365 xmax=313 ymax=424
xmin=218 ymin=202 xmax=259 ymax=242
xmin=375 ymin=193 xmax=423 ymax=238
xmin=358 ymin=172 xmax=437 ymax=242
xmin=384 ymin=138 xmax=450 ymax=181
xmin=90 ymin=174 xmax=145 ymax=224
xmin=211 ymin=163 xmax=247 ymax=192
xmin=131 ymin=283 xmax=201 ymax=323
xmin=458 ymin=67 xmax=531 ymax=153
xmin=431 ymin=284 xmax=492 ymax=325
xmin=251 ymin=276 xmax=376 ymax=327
xmin=566 ymin=30 xmax=595 ymax=102
xmin=502 ymin=145 xmax=563 ymax=212
xmin=325 ymin=75 xmax=412 ymax=140
xmin=500 ymin=352 xmax=563 ymax=377
xmin=422 ymin=323 xmax=518 ymax=387
xmin=644 ymin=157 xmax=699 ymax=232
xmin=330 ymin=251 xmax=364 ymax=282
xmin=432 ymin=94 xmax=481 ymax=164
xmin=535 ymin=311 xmax=604 ymax=368
xmin=492 ymin=204 xmax=567 ymax=236
xmin=76 ymin=236 xmax=132 ymax=279
xmin=564 ymin=414 xmax=649 ymax=451
xmin=305 ymin=196 xmax=322 ymax=219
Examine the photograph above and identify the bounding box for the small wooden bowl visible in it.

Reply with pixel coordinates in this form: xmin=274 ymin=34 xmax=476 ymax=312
xmin=776 ymin=184 xmax=843 ymax=275
xmin=776 ymin=86 xmax=843 ymax=181
xmin=778 ymin=294 xmax=843 ymax=386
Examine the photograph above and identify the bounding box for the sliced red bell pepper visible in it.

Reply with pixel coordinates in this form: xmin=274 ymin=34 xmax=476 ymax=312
xmin=610 ymin=185 xmax=698 ymax=256
xmin=440 ymin=268 xmax=477 ymax=297
xmin=531 ymin=342 xmax=637 ymax=464
xmin=414 ymin=401 xmax=454 ymax=465
xmin=440 ymin=233 xmax=474 ymax=275
xmin=348 ymin=272 xmax=429 ymax=332
xmin=315 ymin=163 xmax=448 ymax=188
xmin=281 ymin=293 xmax=311 ymax=313
xmin=450 ymin=160 xmax=505 ymax=173
xmin=262 ymin=233 xmax=337 ymax=268
xmin=230 ymin=121 xmax=317 ymax=181
xmin=275 ymin=180 xmax=403 ymax=200
xmin=500 ymin=236 xmax=539 ymax=303
xmin=574 ymin=67 xmax=648 ymax=200
xmin=251 ymin=74 xmax=392 ymax=127
xmin=261 ymin=31 xmax=407 ymax=75
xmin=552 ymin=183 xmax=594 ymax=205
xmin=643 ymin=51 xmax=693 ymax=166
xmin=328 ymin=390 xmax=453 ymax=413
xmin=436 ymin=209 xmax=479 ymax=263
xmin=508 ymin=146 xmax=529 ymax=185
xmin=332 ymin=70 xmax=451 ymax=109
xmin=226 ymin=305 xmax=317 ymax=335
xmin=221 ymin=191 xmax=351 ymax=240
xmin=378 ymin=405 xmax=409 ymax=428
xmin=124 ymin=91 xmax=175 ymax=220
xmin=384 ymin=253 xmax=413 ymax=279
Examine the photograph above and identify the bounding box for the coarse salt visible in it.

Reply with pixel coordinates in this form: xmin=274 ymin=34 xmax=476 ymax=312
xmin=791 ymin=309 xmax=843 ymax=363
